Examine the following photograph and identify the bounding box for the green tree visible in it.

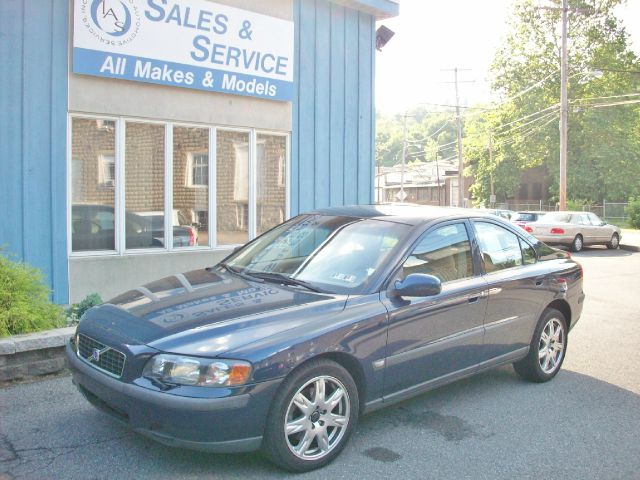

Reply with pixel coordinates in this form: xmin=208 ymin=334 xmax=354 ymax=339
xmin=376 ymin=108 xmax=459 ymax=167
xmin=467 ymin=0 xmax=640 ymax=205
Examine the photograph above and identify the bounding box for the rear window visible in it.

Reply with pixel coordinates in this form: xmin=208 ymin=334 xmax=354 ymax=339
xmin=514 ymin=213 xmax=538 ymax=222
xmin=540 ymin=212 xmax=571 ymax=223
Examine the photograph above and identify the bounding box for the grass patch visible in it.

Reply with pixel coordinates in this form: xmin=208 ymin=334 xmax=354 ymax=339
xmin=0 ymin=251 xmax=66 ymax=337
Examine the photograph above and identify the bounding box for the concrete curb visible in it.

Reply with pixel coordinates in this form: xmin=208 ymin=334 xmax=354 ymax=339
xmin=0 ymin=326 xmax=75 ymax=384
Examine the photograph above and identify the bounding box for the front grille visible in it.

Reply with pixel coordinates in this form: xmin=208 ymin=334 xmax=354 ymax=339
xmin=77 ymin=334 xmax=126 ymax=378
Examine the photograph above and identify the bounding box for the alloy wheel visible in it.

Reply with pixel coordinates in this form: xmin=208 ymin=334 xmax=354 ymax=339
xmin=284 ymin=375 xmax=350 ymax=460
xmin=538 ymin=318 xmax=565 ymax=374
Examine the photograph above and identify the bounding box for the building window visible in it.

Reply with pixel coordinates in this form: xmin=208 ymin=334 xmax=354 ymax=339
xmin=69 ymin=116 xmax=289 ymax=255
xmin=217 ymin=129 xmax=250 ymax=245
xmin=187 ymin=153 xmax=209 ymax=187
xmin=125 ymin=121 xmax=166 ymax=250
xmin=257 ymin=134 xmax=287 ymax=235
xmin=98 ymin=154 xmax=115 ymax=187
xmin=174 ymin=127 xmax=209 ymax=247
xmin=70 ymin=118 xmax=116 ymax=252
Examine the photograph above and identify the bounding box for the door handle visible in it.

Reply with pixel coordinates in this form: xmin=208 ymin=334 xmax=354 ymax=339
xmin=468 ymin=295 xmax=480 ymax=304
xmin=535 ymin=277 xmax=544 ymax=287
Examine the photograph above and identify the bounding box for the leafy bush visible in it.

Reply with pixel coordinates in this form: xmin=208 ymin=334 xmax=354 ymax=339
xmin=626 ymin=197 xmax=640 ymax=229
xmin=66 ymin=293 xmax=102 ymax=324
xmin=0 ymin=252 xmax=65 ymax=337
xmin=567 ymin=199 xmax=590 ymax=211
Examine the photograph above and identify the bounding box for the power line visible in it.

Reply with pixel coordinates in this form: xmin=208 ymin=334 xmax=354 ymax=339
xmin=577 ymin=98 xmax=640 ymax=109
xmin=571 ymin=92 xmax=640 ymax=103
xmin=492 ymin=110 xmax=559 ymax=137
xmin=493 ymin=114 xmax=559 ymax=148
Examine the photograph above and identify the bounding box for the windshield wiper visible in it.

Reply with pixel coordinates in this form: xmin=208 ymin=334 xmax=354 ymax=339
xmin=217 ymin=263 xmax=264 ymax=283
xmin=244 ymin=271 xmax=325 ymax=293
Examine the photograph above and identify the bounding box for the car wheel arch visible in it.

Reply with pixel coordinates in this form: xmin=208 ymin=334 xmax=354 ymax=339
xmin=546 ymin=299 xmax=571 ymax=329
xmin=276 ymin=351 xmax=368 ymax=412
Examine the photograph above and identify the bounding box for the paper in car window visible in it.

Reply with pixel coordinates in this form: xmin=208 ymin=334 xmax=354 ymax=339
xmin=331 ymin=273 xmax=356 ymax=283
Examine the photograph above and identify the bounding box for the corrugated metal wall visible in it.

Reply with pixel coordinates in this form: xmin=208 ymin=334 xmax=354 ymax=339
xmin=291 ymin=0 xmax=375 ymax=214
xmin=0 ymin=0 xmax=69 ymax=304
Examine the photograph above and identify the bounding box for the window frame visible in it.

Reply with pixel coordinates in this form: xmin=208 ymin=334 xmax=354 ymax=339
xmin=399 ymin=221 xmax=477 ymax=285
xmin=67 ymin=114 xmax=290 ymax=257
xmin=383 ymin=219 xmax=481 ymax=292
xmin=470 ymin=219 xmax=536 ymax=275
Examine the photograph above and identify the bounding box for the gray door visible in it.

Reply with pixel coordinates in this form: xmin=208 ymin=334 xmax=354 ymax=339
xmin=381 ymin=221 xmax=487 ymax=397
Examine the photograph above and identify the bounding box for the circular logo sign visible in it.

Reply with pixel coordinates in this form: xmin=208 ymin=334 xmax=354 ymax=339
xmin=91 ymin=0 xmax=132 ymax=36
xmin=82 ymin=0 xmax=140 ymax=46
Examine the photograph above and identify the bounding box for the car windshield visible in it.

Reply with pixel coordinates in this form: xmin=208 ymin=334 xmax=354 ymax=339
xmin=540 ymin=212 xmax=571 ymax=223
xmin=223 ymin=214 xmax=410 ymax=294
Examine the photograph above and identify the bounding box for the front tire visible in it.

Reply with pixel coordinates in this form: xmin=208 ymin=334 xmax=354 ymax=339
xmin=607 ymin=233 xmax=620 ymax=250
xmin=571 ymin=234 xmax=584 ymax=252
xmin=513 ymin=308 xmax=567 ymax=383
xmin=262 ymin=359 xmax=359 ymax=472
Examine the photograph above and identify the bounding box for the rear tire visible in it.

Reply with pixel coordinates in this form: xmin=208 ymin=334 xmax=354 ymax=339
xmin=571 ymin=234 xmax=584 ymax=252
xmin=607 ymin=233 xmax=620 ymax=250
xmin=262 ymin=359 xmax=359 ymax=472
xmin=513 ymin=308 xmax=567 ymax=383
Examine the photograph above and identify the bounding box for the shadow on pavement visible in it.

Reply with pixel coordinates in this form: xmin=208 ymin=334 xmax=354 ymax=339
xmin=571 ymin=247 xmax=636 ymax=257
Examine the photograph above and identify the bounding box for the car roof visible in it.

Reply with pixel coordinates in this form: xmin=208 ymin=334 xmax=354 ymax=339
xmin=516 ymin=210 xmax=546 ymax=214
xmin=308 ymin=203 xmax=499 ymax=226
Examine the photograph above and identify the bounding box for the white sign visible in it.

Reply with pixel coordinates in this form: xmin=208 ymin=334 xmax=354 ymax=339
xmin=73 ymin=0 xmax=294 ymax=101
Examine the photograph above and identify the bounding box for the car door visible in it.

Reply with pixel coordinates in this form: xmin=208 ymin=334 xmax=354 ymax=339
xmin=472 ymin=220 xmax=550 ymax=360
xmin=587 ymin=213 xmax=611 ymax=242
xmin=380 ymin=220 xmax=488 ymax=398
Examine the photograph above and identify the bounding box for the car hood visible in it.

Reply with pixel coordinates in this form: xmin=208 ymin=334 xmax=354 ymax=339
xmin=79 ymin=268 xmax=347 ymax=354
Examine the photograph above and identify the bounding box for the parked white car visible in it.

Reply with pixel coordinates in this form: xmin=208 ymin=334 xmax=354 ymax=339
xmin=525 ymin=211 xmax=621 ymax=252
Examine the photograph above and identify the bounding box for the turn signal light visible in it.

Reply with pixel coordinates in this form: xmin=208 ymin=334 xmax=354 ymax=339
xmin=550 ymin=228 xmax=565 ymax=234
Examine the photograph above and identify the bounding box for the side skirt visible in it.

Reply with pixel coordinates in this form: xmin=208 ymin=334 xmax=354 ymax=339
xmin=362 ymin=347 xmax=529 ymax=415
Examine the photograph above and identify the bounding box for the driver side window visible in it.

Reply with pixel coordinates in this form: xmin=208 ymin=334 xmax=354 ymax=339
xmin=401 ymin=223 xmax=473 ymax=283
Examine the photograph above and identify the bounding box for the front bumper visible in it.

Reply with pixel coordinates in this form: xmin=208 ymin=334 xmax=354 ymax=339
xmin=66 ymin=341 xmax=280 ymax=453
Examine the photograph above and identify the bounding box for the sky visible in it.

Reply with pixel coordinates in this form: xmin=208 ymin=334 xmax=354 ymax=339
xmin=375 ymin=0 xmax=640 ymax=115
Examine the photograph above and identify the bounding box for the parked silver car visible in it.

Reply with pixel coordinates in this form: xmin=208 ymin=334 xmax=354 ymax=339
xmin=525 ymin=211 xmax=621 ymax=252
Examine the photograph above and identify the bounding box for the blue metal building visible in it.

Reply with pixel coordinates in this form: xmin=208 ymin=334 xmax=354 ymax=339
xmin=0 ymin=0 xmax=398 ymax=304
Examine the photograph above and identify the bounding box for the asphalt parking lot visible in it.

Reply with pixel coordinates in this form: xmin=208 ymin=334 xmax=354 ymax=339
xmin=1 ymin=247 xmax=639 ymax=480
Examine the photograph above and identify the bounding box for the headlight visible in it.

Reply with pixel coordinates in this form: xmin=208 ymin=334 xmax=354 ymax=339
xmin=142 ymin=354 xmax=251 ymax=387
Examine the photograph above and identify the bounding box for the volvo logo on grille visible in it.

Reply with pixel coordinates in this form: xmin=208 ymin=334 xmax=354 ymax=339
xmin=89 ymin=346 xmax=111 ymax=363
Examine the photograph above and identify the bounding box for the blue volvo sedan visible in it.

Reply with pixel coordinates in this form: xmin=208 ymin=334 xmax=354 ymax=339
xmin=66 ymin=205 xmax=584 ymax=472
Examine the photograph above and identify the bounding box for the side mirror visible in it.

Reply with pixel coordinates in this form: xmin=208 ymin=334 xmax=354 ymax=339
xmin=392 ymin=274 xmax=442 ymax=298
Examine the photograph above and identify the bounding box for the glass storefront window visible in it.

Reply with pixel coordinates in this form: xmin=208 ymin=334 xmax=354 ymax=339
xmin=70 ymin=118 xmax=116 ymax=252
xmin=256 ymin=134 xmax=287 ymax=235
xmin=125 ymin=122 xmax=165 ymax=249
xmin=217 ymin=130 xmax=249 ymax=245
xmin=173 ymin=126 xmax=209 ymax=247
xmin=69 ymin=116 xmax=288 ymax=254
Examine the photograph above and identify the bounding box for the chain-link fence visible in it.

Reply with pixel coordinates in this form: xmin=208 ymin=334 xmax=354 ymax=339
xmin=496 ymin=201 xmax=629 ymax=223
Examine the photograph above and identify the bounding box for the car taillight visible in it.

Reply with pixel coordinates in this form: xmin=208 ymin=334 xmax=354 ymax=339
xmin=550 ymin=227 xmax=565 ymax=234
xmin=525 ymin=226 xmax=533 ymax=233
xmin=188 ymin=227 xmax=196 ymax=246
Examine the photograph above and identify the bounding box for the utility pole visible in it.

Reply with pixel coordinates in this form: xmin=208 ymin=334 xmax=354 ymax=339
xmin=489 ymin=130 xmax=495 ymax=207
xmin=442 ymin=68 xmax=473 ymax=207
xmin=559 ymin=0 xmax=569 ymax=211
xmin=435 ymin=152 xmax=441 ymax=206
xmin=538 ymin=1 xmax=592 ymax=211
xmin=454 ymin=68 xmax=465 ymax=207
xmin=399 ymin=113 xmax=409 ymax=202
